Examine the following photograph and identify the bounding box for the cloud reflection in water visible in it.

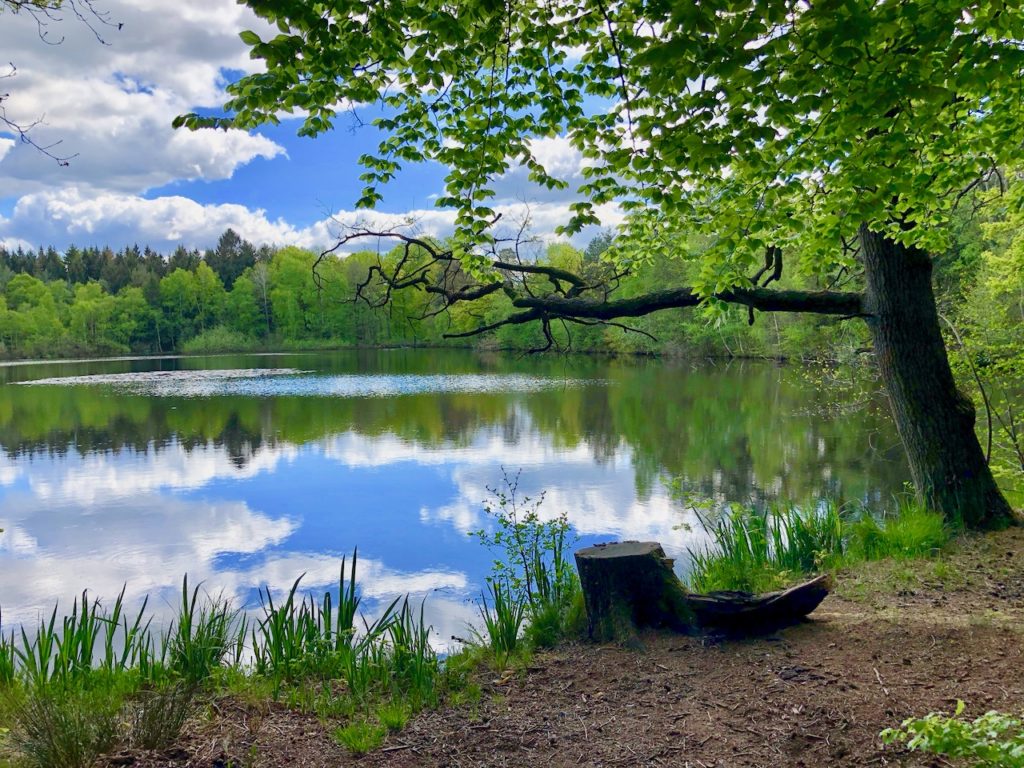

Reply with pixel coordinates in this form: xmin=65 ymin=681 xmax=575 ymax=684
xmin=0 ymin=421 xmax=690 ymax=644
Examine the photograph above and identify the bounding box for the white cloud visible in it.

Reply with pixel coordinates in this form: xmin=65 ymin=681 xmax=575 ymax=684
xmin=0 ymin=0 xmax=621 ymax=255
xmin=322 ymin=426 xmax=597 ymax=470
xmin=4 ymin=188 xmax=308 ymax=250
xmin=0 ymin=489 xmax=470 ymax=648
xmin=0 ymin=0 xmax=282 ymax=195
xmin=524 ymin=135 xmax=587 ymax=179
xmin=0 ymin=492 xmax=296 ymax=624
xmin=0 ymin=188 xmax=623 ymax=251
xmin=320 ymin=424 xmax=707 ymax=565
xmin=0 ymin=454 xmax=21 ymax=486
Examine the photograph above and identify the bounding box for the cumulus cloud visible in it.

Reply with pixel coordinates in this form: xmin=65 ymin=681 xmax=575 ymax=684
xmin=5 ymin=188 xmax=308 ymax=250
xmin=0 ymin=187 xmax=622 ymax=251
xmin=25 ymin=439 xmax=299 ymax=505
xmin=0 ymin=0 xmax=621 ymax=255
xmin=321 ymin=425 xmax=707 ymax=564
xmin=0 ymin=0 xmax=282 ymax=195
xmin=485 ymin=135 xmax=592 ymax=206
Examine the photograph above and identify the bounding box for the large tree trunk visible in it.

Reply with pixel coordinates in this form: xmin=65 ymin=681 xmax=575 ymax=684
xmin=860 ymin=225 xmax=1014 ymax=529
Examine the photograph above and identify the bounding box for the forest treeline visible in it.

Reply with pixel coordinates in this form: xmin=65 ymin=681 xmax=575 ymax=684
xmin=0 ymin=189 xmax=1022 ymax=367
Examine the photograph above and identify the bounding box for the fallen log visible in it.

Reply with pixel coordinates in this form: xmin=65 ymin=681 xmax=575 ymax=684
xmin=574 ymin=541 xmax=831 ymax=642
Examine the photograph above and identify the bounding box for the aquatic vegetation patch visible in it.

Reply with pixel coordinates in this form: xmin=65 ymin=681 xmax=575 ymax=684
xmin=19 ymin=369 xmax=603 ymax=398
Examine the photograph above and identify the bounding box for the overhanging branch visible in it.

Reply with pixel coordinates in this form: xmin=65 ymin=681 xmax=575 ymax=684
xmin=321 ymin=227 xmax=866 ymax=343
xmin=444 ymin=286 xmax=864 ymax=339
xmin=506 ymin=286 xmax=864 ymax=321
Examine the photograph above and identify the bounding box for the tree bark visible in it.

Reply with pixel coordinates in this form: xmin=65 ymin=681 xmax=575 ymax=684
xmin=575 ymin=541 xmax=693 ymax=642
xmin=860 ymin=225 xmax=1015 ymax=529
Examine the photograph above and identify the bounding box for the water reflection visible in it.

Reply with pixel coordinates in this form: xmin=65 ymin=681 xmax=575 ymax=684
xmin=0 ymin=351 xmax=908 ymax=641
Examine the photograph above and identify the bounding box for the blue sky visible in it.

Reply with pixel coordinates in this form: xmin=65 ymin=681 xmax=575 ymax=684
xmin=0 ymin=0 xmax=618 ymax=254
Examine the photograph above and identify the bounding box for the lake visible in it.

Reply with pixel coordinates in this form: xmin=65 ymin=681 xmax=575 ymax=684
xmin=0 ymin=350 xmax=908 ymax=644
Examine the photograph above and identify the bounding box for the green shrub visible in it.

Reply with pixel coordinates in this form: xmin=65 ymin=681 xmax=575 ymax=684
xmin=881 ymin=700 xmax=1024 ymax=767
xmin=180 ymin=326 xmax=257 ymax=354
xmin=470 ymin=469 xmax=581 ymax=655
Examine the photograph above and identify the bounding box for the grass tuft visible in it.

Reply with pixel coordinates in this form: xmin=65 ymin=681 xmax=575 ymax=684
xmin=376 ymin=700 xmax=409 ymax=732
xmin=126 ymin=683 xmax=196 ymax=750
xmin=9 ymin=687 xmax=121 ymax=768
xmin=473 ymin=579 xmax=526 ymax=666
xmin=333 ymin=720 xmax=387 ymax=756
xmin=166 ymin=576 xmax=238 ymax=684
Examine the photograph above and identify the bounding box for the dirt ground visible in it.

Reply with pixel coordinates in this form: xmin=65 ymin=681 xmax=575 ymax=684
xmin=113 ymin=528 xmax=1024 ymax=768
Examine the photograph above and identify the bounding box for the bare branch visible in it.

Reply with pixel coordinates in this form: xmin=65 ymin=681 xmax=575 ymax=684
xmin=2 ymin=0 xmax=121 ymax=165
xmin=0 ymin=64 xmax=77 ymax=165
xmin=322 ymin=227 xmax=866 ymax=346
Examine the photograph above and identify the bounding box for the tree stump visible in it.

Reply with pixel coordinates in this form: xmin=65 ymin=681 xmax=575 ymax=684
xmin=575 ymin=541 xmax=693 ymax=642
xmin=575 ymin=541 xmax=831 ymax=642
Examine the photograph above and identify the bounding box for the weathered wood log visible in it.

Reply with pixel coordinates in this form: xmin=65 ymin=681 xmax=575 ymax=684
xmin=574 ymin=541 xmax=831 ymax=642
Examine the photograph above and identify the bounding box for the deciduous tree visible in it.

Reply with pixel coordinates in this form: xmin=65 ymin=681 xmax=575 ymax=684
xmin=178 ymin=0 xmax=1024 ymax=526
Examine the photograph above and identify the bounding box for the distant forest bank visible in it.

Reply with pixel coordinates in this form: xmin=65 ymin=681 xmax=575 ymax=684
xmin=0 ymin=229 xmax=852 ymax=362
xmin=1 ymin=201 xmax=1022 ymax=369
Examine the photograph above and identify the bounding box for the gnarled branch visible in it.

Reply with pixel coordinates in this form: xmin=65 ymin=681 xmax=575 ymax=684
xmin=321 ymin=228 xmax=867 ymax=346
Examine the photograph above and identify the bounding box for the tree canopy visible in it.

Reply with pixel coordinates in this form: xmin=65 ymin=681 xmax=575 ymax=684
xmin=182 ymin=0 xmax=1024 ymax=289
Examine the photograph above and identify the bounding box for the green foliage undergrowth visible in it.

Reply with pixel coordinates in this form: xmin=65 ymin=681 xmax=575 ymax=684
xmin=882 ymin=700 xmax=1024 ymax=767
xmin=180 ymin=325 xmax=257 ymax=354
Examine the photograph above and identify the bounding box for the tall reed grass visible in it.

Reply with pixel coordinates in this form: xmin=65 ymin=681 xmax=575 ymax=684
xmin=688 ymin=500 xmax=950 ymax=593
xmin=5 ymin=588 xmax=152 ymax=689
xmin=166 ymin=576 xmax=240 ymax=683
xmin=473 ymin=579 xmax=527 ymax=665
xmin=0 ymin=550 xmax=446 ymax=765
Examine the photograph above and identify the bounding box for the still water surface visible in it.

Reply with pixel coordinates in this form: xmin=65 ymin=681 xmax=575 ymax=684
xmin=0 ymin=350 xmax=908 ymax=642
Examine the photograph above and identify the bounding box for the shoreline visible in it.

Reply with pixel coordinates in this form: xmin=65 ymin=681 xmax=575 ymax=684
xmin=3 ymin=528 xmax=1021 ymax=767
xmin=0 ymin=343 xmax=853 ymax=368
xmin=100 ymin=527 xmax=1024 ymax=768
